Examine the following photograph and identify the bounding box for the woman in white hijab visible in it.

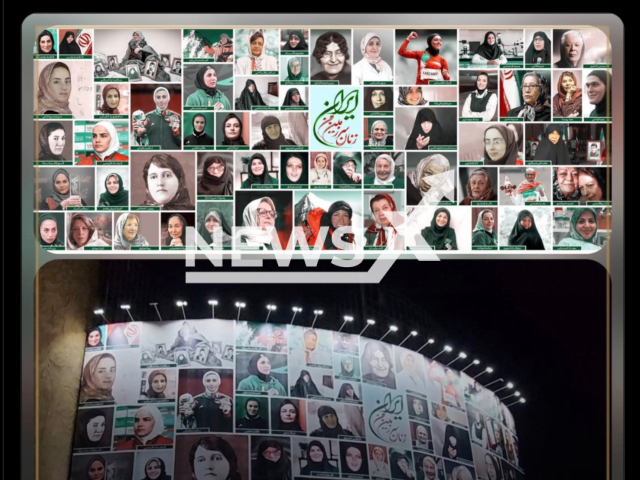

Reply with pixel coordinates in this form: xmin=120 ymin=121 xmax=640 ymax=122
xmin=236 ymin=29 xmax=278 ymax=75
xmin=114 ymin=405 xmax=173 ymax=449
xmin=370 ymin=446 xmax=390 ymax=477
xmin=239 ymin=196 xmax=279 ymax=249
xmin=310 ymin=153 xmax=331 ymax=185
xmin=406 ymin=154 xmax=456 ymax=205
xmin=364 ymin=154 xmax=404 ymax=188
xmin=113 ymin=213 xmax=150 ymax=250
xmin=352 ymin=32 xmax=393 ymax=85
xmin=77 ymin=121 xmax=128 ymax=165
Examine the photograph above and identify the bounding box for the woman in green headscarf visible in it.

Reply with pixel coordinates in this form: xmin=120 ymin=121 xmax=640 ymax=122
xmin=472 ymin=209 xmax=498 ymax=246
xmin=38 ymin=214 xmax=63 ymax=246
xmin=557 ymin=208 xmax=601 ymax=250
xmin=508 ymin=209 xmax=545 ymax=250
xmin=333 ymin=153 xmax=362 ymax=185
xmin=284 ymin=57 xmax=308 ymax=81
xmin=98 ymin=173 xmax=129 ymax=207
xmin=418 ymin=207 xmax=458 ymax=250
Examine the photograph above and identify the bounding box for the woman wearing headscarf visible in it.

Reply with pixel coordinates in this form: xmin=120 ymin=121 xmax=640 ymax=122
xmin=340 ymin=443 xmax=369 ymax=476
xmin=39 ymin=168 xmax=87 ymax=210
xmin=188 ymin=436 xmax=242 ymax=480
xmin=99 ymin=84 xmax=122 ymax=115
xmin=508 ymin=209 xmax=545 ymax=250
xmin=301 ymin=440 xmax=338 ymax=475
xmin=275 ymin=399 xmax=304 ymax=431
xmin=80 ymin=353 xmax=116 ymax=403
xmin=461 ymin=72 xmax=498 ymax=121
xmin=407 ymin=154 xmax=456 ymax=205
xmin=311 ymin=31 xmax=352 ymax=84
xmin=67 ymin=214 xmax=110 ymax=250
xmin=333 ymin=153 xmax=362 ymax=185
xmin=398 ymin=31 xmax=450 ymax=84
xmin=140 ymin=457 xmax=172 ymax=480
xmin=113 ymin=213 xmax=149 ymax=250
xmin=339 ymin=357 xmax=356 ymax=378
xmin=557 ymin=208 xmax=601 ymax=250
xmin=74 ymin=409 xmax=110 ymax=449
xmin=353 ymin=32 xmax=393 ymax=84
xmin=252 ymin=115 xmax=297 ymax=149
xmin=284 ymin=57 xmax=309 ymax=82
xmin=405 ymin=108 xmax=453 ymax=150
xmin=282 ymin=88 xmax=306 ymax=106
xmin=472 ymin=209 xmax=498 ymax=246
xmin=185 ymin=65 xmax=231 ymax=109
xmin=236 ymin=29 xmax=278 ymax=75
xmin=364 ymin=193 xmax=403 ymax=249
xmin=282 ymin=30 xmax=308 ymax=51
xmin=241 ymin=153 xmax=278 ymax=188
xmin=236 ymin=398 xmax=268 ymax=430
xmin=121 ymin=30 xmax=162 ymax=68
xmin=237 ymin=353 xmax=287 ymax=395
xmin=418 ymin=207 xmax=458 ymax=250
xmin=85 ymin=455 xmax=107 ymax=480
xmin=281 ymin=153 xmax=308 ymax=186
xmin=441 ymin=425 xmax=460 ymax=460
xmin=253 ymin=440 xmax=292 ymax=480
xmin=142 ymin=154 xmax=194 ymax=210
xmin=37 ymin=30 xmax=57 ymax=55
xmin=471 ymin=31 xmax=506 ymax=65
xmin=220 ymin=113 xmax=247 ymax=146
xmin=77 ymin=121 xmax=127 ymax=165
xmin=450 ymin=466 xmax=474 ymax=480
xmin=398 ymin=86 xmax=428 ymax=106
xmin=482 ymin=125 xmax=523 ymax=165
xmin=578 ymin=167 xmax=607 ymax=203
xmin=198 ymin=209 xmax=233 ymax=247
xmin=554 ymin=30 xmax=584 ymax=68
xmin=239 ymin=196 xmax=281 ymax=249
xmin=38 ymin=122 xmax=67 ymax=161
xmin=418 ymin=455 xmax=441 ymax=480
xmin=198 ymin=156 xmax=233 ymax=197
xmin=338 ymin=383 xmax=360 ymax=401
xmin=525 ymin=31 xmax=551 ymax=65
xmin=366 ymin=120 xmax=393 ymax=147
xmin=310 ymin=405 xmax=353 ymax=438
xmin=370 ymin=446 xmax=390 ymax=478
xmin=291 ymin=370 xmax=321 ymax=398
xmin=364 ymin=87 xmax=393 ymax=111
xmin=164 ymin=214 xmax=187 ymax=247
xmin=115 ymin=405 xmax=173 ymax=449
xmin=310 ymin=153 xmax=331 ymax=185
xmin=298 ymin=200 xmax=357 ymax=250
xmin=553 ymin=71 xmax=582 ymax=118
xmin=506 ymin=72 xmax=551 ymax=121
xmin=484 ymin=453 xmax=503 ymax=480
xmin=460 ymin=168 xmax=497 ymax=205
xmin=390 ymin=451 xmax=415 ymax=480
xmin=178 ymin=370 xmax=233 ymax=431
xmin=364 ymin=154 xmax=403 ymax=187
xmin=60 ymin=31 xmax=81 ymax=56
xmin=361 ymin=340 xmax=396 ymax=388
xmin=86 ymin=327 xmax=103 ymax=348
xmin=143 ymin=370 xmax=168 ymax=399
xmin=503 ymin=168 xmax=548 ymax=204
xmin=184 ymin=114 xmax=214 ymax=146
xmin=98 ymin=173 xmax=129 ymax=207
xmin=413 ymin=424 xmax=432 ymax=450
xmin=35 ymin=62 xmax=73 ymax=115
xmin=133 ymin=87 xmax=182 ymax=149
xmin=235 ymin=79 xmax=267 ymax=110
xmin=585 ymin=70 xmax=611 ymax=118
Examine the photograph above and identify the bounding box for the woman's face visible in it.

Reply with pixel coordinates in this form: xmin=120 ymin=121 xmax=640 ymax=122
xmin=435 ymin=405 xmax=448 ymax=420
xmin=194 ymin=446 xmax=230 ymax=480
xmin=48 ymin=128 xmax=66 ymax=155
xmin=225 ymin=118 xmax=240 ymax=140
xmin=265 ymin=123 xmax=281 ymax=140
xmin=533 ymin=35 xmax=545 ymax=51
xmin=123 ymin=217 xmax=139 ymax=242
xmin=88 ymin=461 xmax=105 ymax=480
xmin=303 ymin=373 xmax=310 ymax=382
xmin=557 ymin=167 xmax=579 ymax=197
xmin=370 ymin=349 xmax=390 ymax=378
xmin=309 ymin=445 xmax=324 ymax=462
xmin=151 ymin=374 xmax=167 ymax=393
xmin=346 ymin=386 xmax=354 ymax=397
xmin=72 ymin=219 xmax=91 ymax=246
xmin=292 ymin=91 xmax=301 ymax=103
xmin=289 ymin=34 xmax=300 ymax=48
xmin=86 ymin=415 xmax=106 ymax=442
xmin=579 ymin=172 xmax=603 ymax=201
xmin=413 ymin=399 xmax=424 ymax=415
xmin=421 ymin=121 xmax=433 ymax=134
xmin=482 ymin=211 xmax=495 ymax=230
xmin=484 ymin=128 xmax=507 ymax=161
xmin=525 ymin=170 xmax=535 ymax=182
xmin=246 ymin=400 xmax=259 ymax=416
xmin=371 ymin=89 xmax=386 ymax=108
xmin=315 ymin=155 xmax=327 ymax=169
xmin=520 ymin=215 xmax=532 ymax=230
xmin=304 ymin=332 xmax=318 ymax=350
xmin=203 ymin=373 xmax=220 ymax=394
xmin=194 ymin=116 xmax=206 ymax=133
xmin=576 ymin=210 xmax=597 ymax=240
xmin=205 ymin=215 xmax=221 ymax=233
xmin=406 ymin=87 xmax=423 ymax=105
xmin=147 ymin=163 xmax=179 ymax=205
xmin=106 ymin=175 xmax=119 ymax=194
xmin=486 ymin=457 xmax=497 ymax=480
xmin=320 ymin=42 xmax=346 ymax=75
xmin=372 ymin=199 xmax=392 ymax=227
xmin=447 ymin=436 xmax=458 ymax=458
xmin=48 ymin=67 xmax=71 ymax=103
xmin=342 ymin=358 xmax=353 ymax=372
xmin=423 ymin=459 xmax=436 ymax=480
xmin=55 ymin=173 xmax=70 ymax=194
xmin=286 ymin=156 xmax=303 ymax=182
xmin=522 ymin=75 xmax=540 ymax=106
xmin=105 ymin=88 xmax=120 ymax=109
xmin=366 ymin=36 xmax=381 ymax=57
xmin=486 ymin=34 xmax=496 ymax=45
xmin=435 ymin=211 xmax=449 ymax=227
xmin=420 ymin=161 xmax=448 ymax=192
xmin=168 ymin=216 xmax=184 ymax=239
xmin=561 ymin=75 xmax=576 ymax=93
xmin=586 ymin=75 xmax=606 ymax=105
xmin=94 ymin=356 xmax=116 ymax=389
xmin=250 ymin=36 xmax=264 ymax=56
xmin=331 ymin=209 xmax=350 ymax=229
xmin=133 ymin=33 xmax=140 ymax=42
xmin=322 ymin=412 xmax=338 ymax=429
xmin=40 ymin=219 xmax=58 ymax=244
xmin=397 ymin=458 xmax=409 ymax=470
xmin=134 ymin=409 xmax=156 ymax=437
xmin=256 ymin=201 xmax=276 ymax=229
xmin=470 ymin=174 xmax=488 ymax=199
xmin=372 ymin=123 xmax=387 ymax=141
xmin=417 ymin=425 xmax=429 ymax=444
xmin=202 ymin=68 xmax=217 ymax=88
xmin=248 ymin=83 xmax=256 ymax=93
xmin=154 ymin=89 xmax=170 ymax=110
xmin=289 ymin=60 xmax=301 ymax=76
xmin=342 ymin=160 xmax=356 ymax=177
xmin=262 ymin=446 xmax=282 ymax=463
xmin=280 ymin=403 xmax=297 ymax=423
xmin=40 ymin=34 xmax=53 ymax=53
xmin=346 ymin=447 xmax=363 ymax=472
xmin=206 ymin=160 xmax=225 ymax=179
xmin=430 ymin=36 xmax=443 ymax=50
xmin=563 ymin=33 xmax=583 ymax=65
xmin=548 ymin=130 xmax=560 ymax=144
xmin=257 ymin=355 xmax=271 ymax=375
xmin=92 ymin=126 xmax=112 ymax=154
xmin=67 ymin=33 xmax=75 ymax=43
xmin=373 ymin=447 xmax=384 ymax=462
xmin=146 ymin=460 xmax=162 ymax=480
xmin=251 ymin=158 xmax=265 ymax=176
xmin=476 ymin=75 xmax=488 ymax=90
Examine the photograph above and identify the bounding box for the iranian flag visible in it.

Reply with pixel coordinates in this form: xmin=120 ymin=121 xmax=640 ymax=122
xmin=500 ymin=70 xmax=520 ymax=117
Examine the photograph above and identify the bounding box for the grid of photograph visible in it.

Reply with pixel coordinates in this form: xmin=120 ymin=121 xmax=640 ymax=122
xmin=33 ymin=27 xmax=612 ymax=252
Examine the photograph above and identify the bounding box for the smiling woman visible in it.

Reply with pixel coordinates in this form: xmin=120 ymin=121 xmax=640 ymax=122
xmin=115 ymin=405 xmax=173 ymax=449
xmin=35 ymin=62 xmax=73 ymax=115
xmin=114 ymin=213 xmax=149 ymax=249
xmin=557 ymin=208 xmax=601 ymax=250
xmin=98 ymin=173 xmax=129 ymax=207
xmin=311 ymin=31 xmax=351 ymax=84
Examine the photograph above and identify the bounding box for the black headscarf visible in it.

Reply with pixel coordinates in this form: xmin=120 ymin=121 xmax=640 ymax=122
xmin=364 ymin=87 xmax=393 ymax=111
xmin=475 ymin=31 xmax=501 ymax=60
xmin=587 ymin=70 xmax=612 ymax=117
xmin=340 ymin=442 xmax=368 ymax=475
xmin=282 ymin=30 xmax=308 ymax=51
xmin=426 ymin=33 xmax=441 ymax=57
xmin=338 ymin=383 xmax=360 ymax=400
xmin=244 ymin=153 xmax=276 ymax=187
xmin=534 ymin=124 xmax=571 ymax=164
xmin=198 ymin=156 xmax=233 ymax=196
xmin=483 ymin=125 xmax=520 ymax=166
xmin=99 ymin=173 xmax=129 ymax=206
xmin=320 ymin=200 xmax=354 ymax=250
xmin=195 ymin=65 xmax=218 ymax=97
xmin=254 ymin=440 xmax=292 ymax=480
xmin=85 ymin=327 xmax=103 ymax=347
xmin=303 ymin=441 xmax=334 ymax=473
xmin=221 ymin=113 xmax=247 ymax=145
xmin=145 ymin=370 xmax=167 ymax=399
xmin=247 ymin=353 xmax=272 ymax=382
xmin=75 ymin=409 xmax=110 ymax=448
xmin=37 ymin=30 xmax=57 ymax=54
xmin=316 ymin=405 xmax=349 ymax=438
xmin=258 ymin=115 xmax=292 ymax=149
xmin=38 ymin=122 xmax=67 ymax=160
xmin=333 ymin=154 xmax=360 ymax=185
xmin=508 ymin=209 xmax=545 ymax=250
xmin=405 ymin=108 xmax=450 ymax=149
xmin=198 ymin=209 xmax=233 ymax=244
xmin=282 ymin=88 xmax=306 ymax=106
xmin=420 ymin=207 xmax=455 ymax=250
xmin=292 ymin=370 xmax=321 ymax=398
xmin=442 ymin=425 xmax=459 ymax=459
xmin=235 ymin=79 xmax=266 ymax=110
xmin=60 ymin=31 xmax=81 ymax=56
xmin=281 ymin=153 xmax=308 ymax=185
xmin=525 ymin=31 xmax=551 ymax=64
xmin=188 ymin=113 xmax=212 ymax=142
xmin=84 ymin=455 xmax=106 ymax=480
xmin=164 ymin=214 xmax=187 ymax=246
xmin=390 ymin=451 xmax=413 ymax=480
xmin=277 ymin=399 xmax=304 ymax=431
xmin=141 ymin=457 xmax=171 ymax=480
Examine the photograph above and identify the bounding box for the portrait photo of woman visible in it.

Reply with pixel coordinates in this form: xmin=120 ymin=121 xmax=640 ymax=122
xmin=240 ymin=153 xmax=278 ymax=188
xmin=402 ymin=108 xmax=455 ymax=150
xmin=585 ymin=70 xmax=611 ymax=118
xmin=113 ymin=213 xmax=151 ymax=250
xmin=578 ymin=167 xmax=607 ymax=204
xmin=139 ymin=153 xmax=195 ymax=210
xmin=397 ymin=30 xmax=452 ymax=84
xmin=142 ymin=370 xmax=171 ymax=400
xmin=37 ymin=121 xmax=70 ymax=161
xmin=163 ymin=214 xmax=188 ymax=247
xmin=131 ymin=86 xmax=182 ymax=149
xmin=416 ymin=454 xmax=443 ymax=480
xmin=195 ymin=155 xmax=233 ymax=198
xmin=297 ymin=198 xmax=358 ymax=250
xmin=364 ymin=193 xmax=404 ymax=249
xmin=309 ymin=152 xmax=331 ymax=186
xmin=237 ymin=195 xmax=288 ymax=249
xmin=333 ymin=153 xmax=362 ymax=186
xmin=217 ymin=112 xmax=248 ymax=146
xmin=369 ymin=445 xmax=390 ymax=478
xmin=397 ymin=86 xmax=428 ymax=106
xmin=85 ymin=327 xmax=104 ymax=349
xmin=408 ymin=395 xmax=429 ymax=421
xmin=290 ymin=369 xmax=322 ymax=399
xmin=524 ymin=30 xmax=551 ymax=65
xmin=139 ymin=457 xmax=172 ymax=480
xmin=460 ymin=72 xmax=498 ymax=121
xmin=272 ymin=399 xmax=304 ymax=433
xmin=389 ymin=449 xmax=416 ymax=480
xmin=66 ymin=213 xmax=111 ymax=250
xmin=282 ymin=57 xmax=309 ymax=82
xmin=281 ymin=153 xmax=309 ymax=187
xmin=553 ymin=71 xmax=582 ymax=118
xmin=412 ymin=423 xmax=434 ymax=451
xmin=340 ymin=442 xmax=369 ymax=478
xmin=59 ymin=30 xmax=82 ymax=56
xmin=533 ymin=124 xmax=571 ymax=164
xmin=365 ymin=119 xmax=394 ymax=147
xmin=198 ymin=208 xmax=233 ymax=247
xmin=364 ymin=86 xmax=393 ymax=112
xmin=237 ymin=353 xmax=287 ymax=395
xmin=185 ymin=65 xmax=232 ymax=110
xmin=252 ymin=115 xmax=298 ymax=150
xmin=406 ymin=153 xmax=456 ymax=205
xmin=236 ymin=29 xmax=279 ymax=75
xmin=184 ymin=113 xmax=214 ymax=146
xmin=80 ymin=353 xmax=117 ymax=404
xmin=98 ymin=172 xmax=129 ymax=207
xmin=311 ymin=31 xmax=352 ymax=84
xmin=506 ymin=209 xmax=546 ymax=250
xmin=395 ymin=349 xmax=426 ymax=392
xmin=98 ymin=84 xmax=125 ymax=116
xmin=76 ymin=121 xmax=128 ymax=165
xmin=472 ymin=209 xmax=498 ymax=247
xmin=235 ymin=79 xmax=267 ymax=110
xmin=37 ymin=213 xmax=64 ymax=248
xmin=460 ymin=168 xmax=498 ymax=205
xmin=299 ymin=440 xmax=338 ymax=475
xmin=361 ymin=340 xmax=396 ymax=389
xmin=281 ymin=87 xmax=306 ymax=107
xmin=73 ymin=408 xmax=113 ymax=451
xmin=309 ymin=405 xmax=353 ymax=438
xmin=417 ymin=207 xmax=458 ymax=250
xmin=38 ymin=168 xmax=89 ymax=210
xmin=501 ymin=168 xmax=549 ymax=205
xmin=552 ymin=167 xmax=580 ymax=202
xmin=556 ymin=207 xmax=601 ymax=250
xmin=337 ymin=382 xmax=360 ymax=402
xmin=281 ymin=29 xmax=308 ymax=51
xmin=36 ymin=29 xmax=57 ymax=55
xmin=471 ymin=31 xmax=507 ymax=66
xmin=184 ymin=435 xmax=244 ymax=480
xmin=252 ymin=438 xmax=292 ymax=480
xmin=179 ymin=370 xmax=233 ymax=432
xmin=352 ymin=31 xmax=393 ymax=84
xmin=505 ymin=71 xmax=551 ymax=121
xmin=235 ymin=397 xmax=269 ymax=431
xmin=554 ymin=30 xmax=585 ymax=68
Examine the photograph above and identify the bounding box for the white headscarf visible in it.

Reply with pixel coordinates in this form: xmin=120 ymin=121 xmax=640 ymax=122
xmin=93 ymin=121 xmax=121 ymax=160
xmin=368 ymin=120 xmax=389 ymax=147
xmin=134 ymin=405 xmax=166 ymax=444
xmin=241 ymin=197 xmax=276 ymax=246
xmin=113 ymin=213 xmax=149 ymax=249
xmin=361 ymin=32 xmax=386 ymax=66
xmin=373 ymin=154 xmax=396 ymax=185
xmin=311 ymin=153 xmax=330 ymax=184
xmin=409 ymin=154 xmax=455 ymax=201
xmin=153 ymin=87 xmax=170 ymax=113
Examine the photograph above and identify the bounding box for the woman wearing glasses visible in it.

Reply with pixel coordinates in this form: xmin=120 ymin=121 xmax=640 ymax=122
xmin=506 ymin=72 xmax=550 ymax=121
xmin=198 ymin=156 xmax=234 ymax=196
xmin=311 ymin=31 xmax=352 ymax=84
xmin=239 ymin=196 xmax=279 ymax=249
